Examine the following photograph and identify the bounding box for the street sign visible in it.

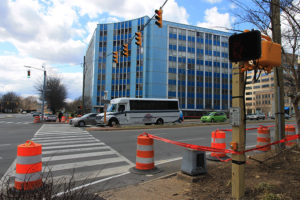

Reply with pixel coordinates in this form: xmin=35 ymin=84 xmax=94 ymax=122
xmin=230 ymin=107 xmax=241 ymax=127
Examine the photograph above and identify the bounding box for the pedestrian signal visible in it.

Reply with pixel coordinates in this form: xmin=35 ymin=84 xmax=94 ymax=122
xmin=229 ymin=30 xmax=261 ymax=62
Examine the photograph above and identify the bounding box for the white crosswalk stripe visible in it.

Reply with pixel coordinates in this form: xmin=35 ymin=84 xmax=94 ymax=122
xmin=31 ymin=124 xmax=134 ymax=183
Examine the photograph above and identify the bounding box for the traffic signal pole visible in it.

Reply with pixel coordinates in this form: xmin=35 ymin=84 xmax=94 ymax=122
xmin=231 ymin=62 xmax=246 ymax=199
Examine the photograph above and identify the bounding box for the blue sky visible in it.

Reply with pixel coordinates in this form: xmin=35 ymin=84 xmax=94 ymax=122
xmin=0 ymin=0 xmax=253 ymax=101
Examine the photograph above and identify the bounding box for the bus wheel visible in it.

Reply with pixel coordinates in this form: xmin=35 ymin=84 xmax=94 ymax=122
xmin=109 ymin=119 xmax=119 ymax=127
xmin=156 ymin=118 xmax=164 ymax=125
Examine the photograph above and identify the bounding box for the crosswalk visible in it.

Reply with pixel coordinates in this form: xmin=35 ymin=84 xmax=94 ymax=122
xmin=3 ymin=124 xmax=134 ymax=186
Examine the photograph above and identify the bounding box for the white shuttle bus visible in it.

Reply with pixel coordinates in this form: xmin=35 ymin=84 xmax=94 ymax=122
xmin=95 ymin=98 xmax=180 ymax=127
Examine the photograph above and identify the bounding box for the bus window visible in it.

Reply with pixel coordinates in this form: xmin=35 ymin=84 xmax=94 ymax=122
xmin=107 ymin=104 xmax=117 ymax=112
xmin=118 ymin=105 xmax=125 ymax=112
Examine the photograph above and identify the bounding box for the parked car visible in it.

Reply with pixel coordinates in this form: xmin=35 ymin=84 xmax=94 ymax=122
xmin=43 ymin=114 xmax=57 ymax=122
xmin=71 ymin=113 xmax=97 ymax=127
xmin=270 ymin=113 xmax=291 ymax=120
xmin=246 ymin=113 xmax=265 ymax=120
xmin=32 ymin=112 xmax=41 ymax=117
xmin=200 ymin=112 xmax=227 ymax=123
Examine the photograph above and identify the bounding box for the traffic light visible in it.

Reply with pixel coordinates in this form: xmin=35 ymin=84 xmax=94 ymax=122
xmin=27 ymin=70 xmax=30 ymax=78
xmin=135 ymin=32 xmax=142 ymax=47
xmin=122 ymin=44 xmax=129 ymax=57
xmin=229 ymin=30 xmax=261 ymax=62
xmin=155 ymin=9 xmax=163 ymax=28
xmin=113 ymin=51 xmax=118 ymax=63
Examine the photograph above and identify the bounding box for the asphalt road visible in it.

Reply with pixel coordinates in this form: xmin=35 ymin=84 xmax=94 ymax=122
xmin=0 ymin=115 xmax=296 ymax=194
xmin=0 ymin=114 xmax=42 ymax=178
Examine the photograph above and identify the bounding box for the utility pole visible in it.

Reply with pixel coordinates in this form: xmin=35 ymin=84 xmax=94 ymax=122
xmin=82 ymin=56 xmax=86 ymax=115
xmin=231 ymin=62 xmax=246 ymax=199
xmin=271 ymin=0 xmax=285 ymax=151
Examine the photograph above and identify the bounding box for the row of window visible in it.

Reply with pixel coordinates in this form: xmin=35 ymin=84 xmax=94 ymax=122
xmin=169 ymin=33 xmax=229 ymax=47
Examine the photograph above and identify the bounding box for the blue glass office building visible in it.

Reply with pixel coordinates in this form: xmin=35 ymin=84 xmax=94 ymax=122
xmin=84 ymin=16 xmax=232 ymax=114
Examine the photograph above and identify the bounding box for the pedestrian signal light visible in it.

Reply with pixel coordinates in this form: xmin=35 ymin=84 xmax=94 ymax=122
xmin=27 ymin=70 xmax=30 ymax=78
xmin=113 ymin=51 xmax=118 ymax=63
xmin=155 ymin=9 xmax=163 ymax=28
xmin=135 ymin=32 xmax=142 ymax=47
xmin=229 ymin=30 xmax=261 ymax=62
xmin=122 ymin=44 xmax=129 ymax=57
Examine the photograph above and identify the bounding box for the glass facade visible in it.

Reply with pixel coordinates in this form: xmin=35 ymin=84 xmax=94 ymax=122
xmin=167 ymin=26 xmax=232 ymax=110
xmin=85 ymin=16 xmax=232 ymax=112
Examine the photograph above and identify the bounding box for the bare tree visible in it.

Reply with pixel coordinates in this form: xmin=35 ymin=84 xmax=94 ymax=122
xmin=21 ymin=96 xmax=38 ymax=111
xmin=231 ymin=0 xmax=300 ymax=133
xmin=36 ymin=76 xmax=67 ymax=114
xmin=0 ymin=92 xmax=21 ymax=113
xmin=65 ymin=96 xmax=82 ymax=114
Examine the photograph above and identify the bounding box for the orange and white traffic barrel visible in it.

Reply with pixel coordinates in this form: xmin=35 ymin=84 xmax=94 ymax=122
xmin=61 ymin=116 xmax=66 ymax=123
xmin=33 ymin=116 xmax=40 ymax=123
xmin=208 ymin=130 xmax=229 ymax=161
xmin=135 ymin=134 xmax=155 ymax=170
xmin=15 ymin=140 xmax=42 ymax=191
xmin=256 ymin=126 xmax=271 ymax=152
xmin=285 ymin=125 xmax=297 ymax=148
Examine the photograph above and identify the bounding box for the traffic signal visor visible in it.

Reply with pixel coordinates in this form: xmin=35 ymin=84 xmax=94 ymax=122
xmin=229 ymin=30 xmax=261 ymax=62
xmin=155 ymin=9 xmax=162 ymax=28
xmin=135 ymin=32 xmax=142 ymax=47
xmin=113 ymin=51 xmax=118 ymax=63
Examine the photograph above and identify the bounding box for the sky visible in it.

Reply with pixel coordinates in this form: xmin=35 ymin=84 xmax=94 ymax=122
xmin=0 ymin=0 xmax=251 ymax=102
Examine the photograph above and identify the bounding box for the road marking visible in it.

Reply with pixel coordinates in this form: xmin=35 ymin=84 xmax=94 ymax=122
xmin=35 ymin=132 xmax=90 ymax=136
xmin=43 ymin=151 xmax=116 ymax=162
xmin=33 ymin=137 xmax=95 ymax=143
xmin=42 ymin=142 xmax=105 ymax=150
xmin=32 ymin=135 xmax=94 ymax=140
xmin=42 ymin=146 xmax=110 ymax=155
xmin=44 ymin=157 xmax=127 ymax=172
xmin=39 ymin=140 xmax=98 ymax=146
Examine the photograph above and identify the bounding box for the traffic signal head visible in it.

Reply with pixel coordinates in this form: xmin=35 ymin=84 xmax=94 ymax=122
xmin=113 ymin=51 xmax=118 ymax=63
xmin=229 ymin=30 xmax=261 ymax=62
xmin=135 ymin=32 xmax=142 ymax=47
xmin=122 ymin=44 xmax=129 ymax=57
xmin=155 ymin=9 xmax=163 ymax=28
xmin=27 ymin=70 xmax=30 ymax=78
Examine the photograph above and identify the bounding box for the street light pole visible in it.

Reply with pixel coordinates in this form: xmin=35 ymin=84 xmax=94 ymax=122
xmin=41 ymin=66 xmax=47 ymax=121
xmin=24 ymin=65 xmax=47 ymax=121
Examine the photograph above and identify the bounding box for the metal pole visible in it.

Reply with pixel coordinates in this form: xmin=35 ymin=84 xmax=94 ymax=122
xmin=82 ymin=56 xmax=86 ymax=114
xmin=41 ymin=68 xmax=46 ymax=121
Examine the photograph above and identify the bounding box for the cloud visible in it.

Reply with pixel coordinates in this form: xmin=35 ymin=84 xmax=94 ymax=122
xmin=204 ymin=0 xmax=222 ymax=3
xmin=196 ymin=7 xmax=234 ymax=31
xmin=67 ymin=0 xmax=189 ymax=24
xmin=0 ymin=0 xmax=85 ymax=64
xmin=0 ymin=0 xmax=189 ymax=100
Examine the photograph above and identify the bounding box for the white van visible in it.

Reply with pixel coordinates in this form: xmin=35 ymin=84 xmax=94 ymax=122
xmin=95 ymin=98 xmax=180 ymax=126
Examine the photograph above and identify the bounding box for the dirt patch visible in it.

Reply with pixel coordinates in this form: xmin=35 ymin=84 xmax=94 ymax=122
xmin=98 ymin=146 xmax=300 ymax=200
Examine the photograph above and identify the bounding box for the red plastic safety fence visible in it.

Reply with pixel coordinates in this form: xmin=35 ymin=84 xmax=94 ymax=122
xmin=140 ymin=132 xmax=300 ymax=155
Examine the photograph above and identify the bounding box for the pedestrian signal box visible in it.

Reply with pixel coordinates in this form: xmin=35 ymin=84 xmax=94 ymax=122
xmin=229 ymin=30 xmax=261 ymax=62
xmin=259 ymin=39 xmax=281 ymax=67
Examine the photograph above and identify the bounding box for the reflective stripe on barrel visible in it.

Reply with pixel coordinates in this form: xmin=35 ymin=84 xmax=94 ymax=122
xmin=285 ymin=125 xmax=296 ymax=148
xmin=256 ymin=126 xmax=270 ymax=151
xmin=15 ymin=140 xmax=42 ymax=190
xmin=135 ymin=134 xmax=155 ymax=170
xmin=211 ymin=130 xmax=227 ymax=158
